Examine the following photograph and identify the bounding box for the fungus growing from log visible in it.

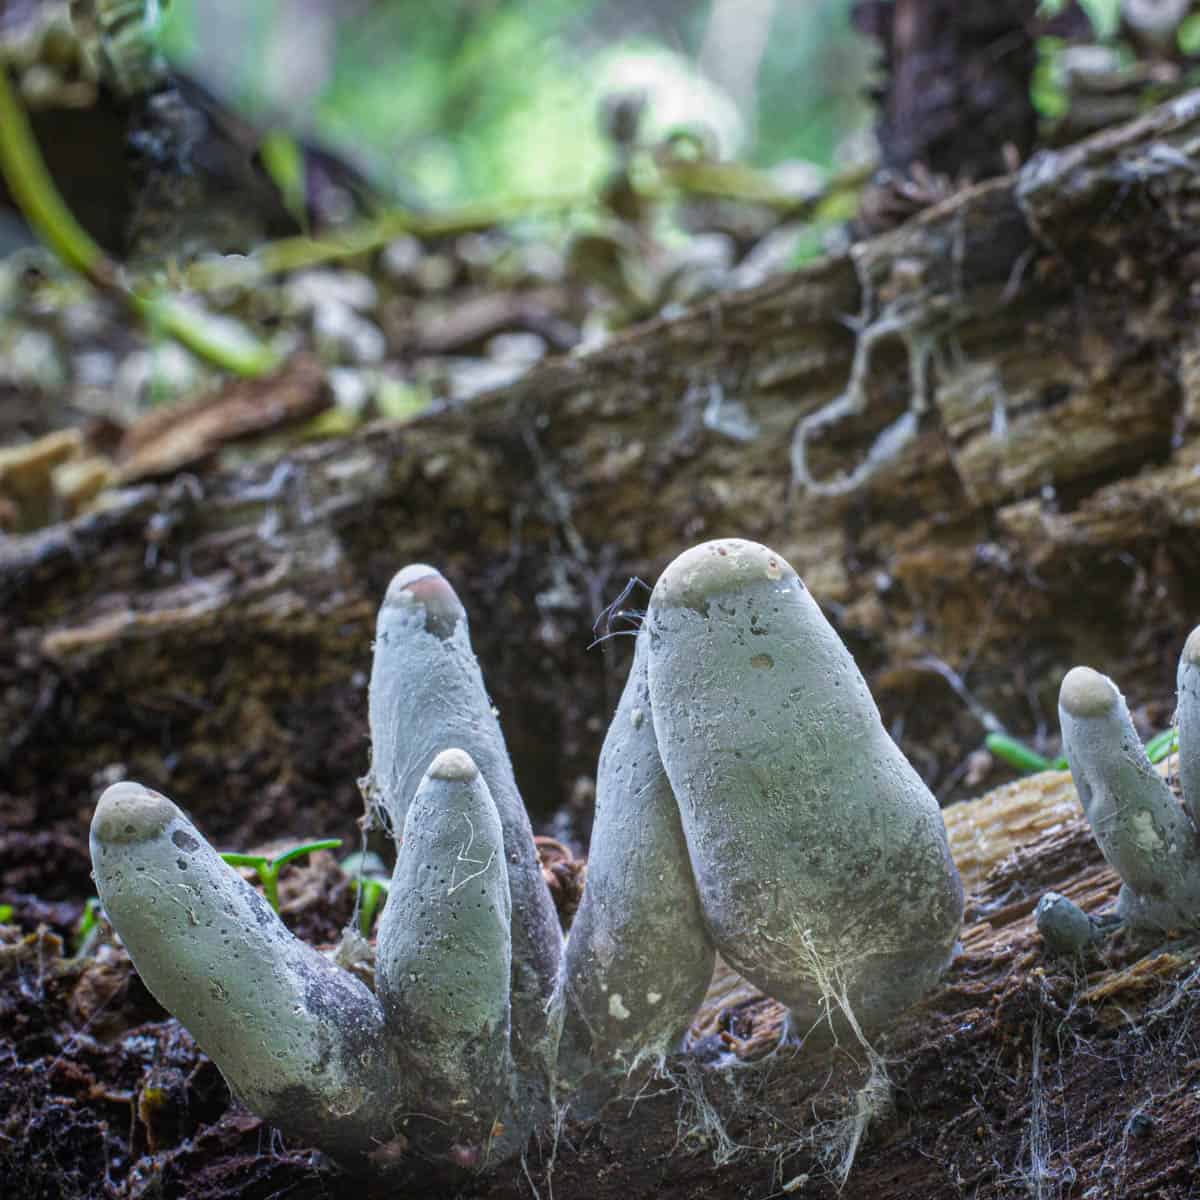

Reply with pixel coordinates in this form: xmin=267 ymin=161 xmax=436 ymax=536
xmin=555 ymin=625 xmax=715 ymax=1109
xmin=1056 ymin=632 xmax=1200 ymax=933
xmin=363 ymin=563 xmax=563 ymax=1113
xmin=90 ymin=543 xmax=965 ymax=1172
xmin=644 ymin=539 xmax=964 ymax=1034
xmin=1035 ymin=891 xmax=1096 ymax=957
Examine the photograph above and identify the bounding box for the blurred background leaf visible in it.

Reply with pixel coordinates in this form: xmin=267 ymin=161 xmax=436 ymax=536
xmin=158 ymin=0 xmax=873 ymax=207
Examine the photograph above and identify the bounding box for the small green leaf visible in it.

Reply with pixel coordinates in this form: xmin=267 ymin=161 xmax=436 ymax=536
xmin=350 ymin=876 xmax=389 ymax=937
xmin=220 ymin=852 xmax=271 ymax=869
xmin=1032 ymin=38 xmax=1070 ymax=120
xmin=1145 ymin=728 xmax=1179 ymax=764
xmin=1079 ymin=0 xmax=1121 ymax=38
xmin=1180 ymin=14 xmax=1200 ymax=55
xmin=72 ymin=896 xmax=104 ymax=956
xmin=271 ymin=839 xmax=343 ymax=870
xmin=259 ymin=130 xmax=308 ymax=227
xmin=985 ymin=733 xmax=1055 ymax=775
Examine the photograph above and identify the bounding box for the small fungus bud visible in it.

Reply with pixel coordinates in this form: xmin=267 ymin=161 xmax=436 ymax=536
xmin=376 ymin=749 xmax=514 ymax=1147
xmin=1035 ymin=892 xmax=1095 ymax=957
xmin=1059 ymin=660 xmax=1200 ymax=931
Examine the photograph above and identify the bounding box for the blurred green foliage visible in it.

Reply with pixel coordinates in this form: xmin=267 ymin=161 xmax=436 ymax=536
xmin=1181 ymin=14 xmax=1200 ymax=54
xmin=1032 ymin=37 xmax=1071 ymax=119
xmin=1038 ymin=0 xmax=1120 ymax=36
xmin=158 ymin=0 xmax=869 ymax=207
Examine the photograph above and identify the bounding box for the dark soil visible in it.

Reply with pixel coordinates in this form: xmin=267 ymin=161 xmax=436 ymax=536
xmin=4 ymin=795 xmax=1200 ymax=1200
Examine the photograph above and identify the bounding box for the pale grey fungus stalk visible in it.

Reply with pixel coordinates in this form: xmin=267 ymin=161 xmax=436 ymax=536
xmin=1175 ymin=625 xmax=1200 ymax=830
xmin=89 ymin=544 xmax=989 ymax=1173
xmin=376 ymin=748 xmax=517 ymax=1157
xmin=90 ymin=782 xmax=396 ymax=1158
xmin=556 ymin=627 xmax=715 ymax=1104
xmin=366 ymin=564 xmax=562 ymax=1091
xmin=645 ymin=539 xmax=963 ymax=1032
xmin=1035 ymin=892 xmax=1095 ymax=957
xmin=1059 ymin=665 xmax=1200 ymax=931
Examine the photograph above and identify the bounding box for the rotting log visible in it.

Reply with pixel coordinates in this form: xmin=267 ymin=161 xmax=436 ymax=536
xmin=6 ymin=89 xmax=1200 ymax=1196
xmin=7 ymin=91 xmax=1200 ymax=854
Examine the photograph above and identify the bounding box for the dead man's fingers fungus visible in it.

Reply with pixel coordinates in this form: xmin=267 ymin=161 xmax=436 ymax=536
xmin=1059 ymin=662 xmax=1200 ymax=931
xmin=90 ymin=543 xmax=975 ymax=1174
xmin=90 ymin=781 xmax=397 ymax=1158
xmin=1175 ymin=626 xmax=1200 ymax=830
xmin=376 ymin=748 xmax=518 ymax=1156
xmin=556 ymin=627 xmax=715 ymax=1102
xmin=645 ymin=539 xmax=963 ymax=1032
xmin=366 ymin=564 xmax=562 ymax=1087
xmin=1035 ymin=891 xmax=1096 ymax=957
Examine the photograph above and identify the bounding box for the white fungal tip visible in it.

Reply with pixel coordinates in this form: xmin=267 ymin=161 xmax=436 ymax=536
xmin=91 ymin=781 xmax=177 ymax=844
xmin=381 ymin=563 xmax=466 ymax=635
xmin=1182 ymin=626 xmax=1200 ymax=669
xmin=427 ymin=747 xmax=479 ymax=782
xmin=1059 ymin=666 xmax=1119 ymax=720
xmin=652 ymin=539 xmax=796 ymax=613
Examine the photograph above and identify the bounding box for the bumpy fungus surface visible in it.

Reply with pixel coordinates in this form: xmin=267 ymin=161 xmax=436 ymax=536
xmin=1057 ymin=635 xmax=1200 ymax=933
xmin=555 ymin=626 xmax=715 ymax=1108
xmin=89 ymin=542 xmax=964 ymax=1171
xmin=645 ymin=539 xmax=964 ymax=1033
xmin=364 ymin=563 xmax=562 ymax=1112
xmin=90 ymin=781 xmax=397 ymax=1159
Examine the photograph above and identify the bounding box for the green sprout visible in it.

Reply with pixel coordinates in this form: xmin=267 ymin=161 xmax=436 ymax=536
xmin=0 ymin=904 xmax=13 ymax=924
xmin=220 ymin=840 xmax=343 ymax=913
xmin=340 ymin=850 xmax=390 ymax=937
xmin=986 ymin=727 xmax=1179 ymax=776
xmin=984 ymin=732 xmax=1063 ymax=775
xmin=1144 ymin=727 xmax=1180 ymax=764
xmin=349 ymin=877 xmax=389 ymax=938
xmin=73 ymin=896 xmax=104 ymax=957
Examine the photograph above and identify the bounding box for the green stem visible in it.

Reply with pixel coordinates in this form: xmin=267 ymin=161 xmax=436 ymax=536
xmin=260 ymin=865 xmax=281 ymax=913
xmin=246 ymin=191 xmax=590 ymax=278
xmin=985 ymin=732 xmax=1055 ymax=775
xmin=0 ymin=67 xmax=279 ymax=378
xmin=131 ymin=292 xmax=281 ymax=377
xmin=0 ymin=65 xmax=112 ymax=285
xmin=987 ymin=727 xmax=1177 ymax=777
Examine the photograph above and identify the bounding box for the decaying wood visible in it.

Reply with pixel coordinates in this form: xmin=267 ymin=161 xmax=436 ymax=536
xmin=8 ymin=91 xmax=1200 ymax=847
xmin=7 ymin=89 xmax=1200 ymax=1199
